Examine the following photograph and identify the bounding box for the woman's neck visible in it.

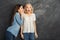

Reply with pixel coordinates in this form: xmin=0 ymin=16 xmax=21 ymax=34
xmin=26 ymin=12 xmax=32 ymax=16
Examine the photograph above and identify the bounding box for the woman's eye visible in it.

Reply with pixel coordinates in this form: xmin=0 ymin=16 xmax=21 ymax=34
xmin=21 ymin=8 xmax=23 ymax=9
xmin=26 ymin=7 xmax=28 ymax=8
xmin=29 ymin=7 xmax=31 ymax=8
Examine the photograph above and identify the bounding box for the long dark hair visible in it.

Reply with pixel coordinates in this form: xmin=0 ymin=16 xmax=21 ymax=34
xmin=10 ymin=4 xmax=22 ymax=25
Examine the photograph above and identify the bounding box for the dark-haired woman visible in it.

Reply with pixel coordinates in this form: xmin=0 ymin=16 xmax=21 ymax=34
xmin=6 ymin=4 xmax=24 ymax=40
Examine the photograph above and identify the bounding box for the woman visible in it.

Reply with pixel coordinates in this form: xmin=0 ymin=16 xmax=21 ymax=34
xmin=6 ymin=4 xmax=24 ymax=40
xmin=21 ymin=3 xmax=38 ymax=40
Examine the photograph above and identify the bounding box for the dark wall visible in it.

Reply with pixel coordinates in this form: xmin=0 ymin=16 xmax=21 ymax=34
xmin=0 ymin=0 xmax=60 ymax=40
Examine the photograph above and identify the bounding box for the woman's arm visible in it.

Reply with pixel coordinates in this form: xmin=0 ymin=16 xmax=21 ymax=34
xmin=34 ymin=21 xmax=38 ymax=38
xmin=34 ymin=21 xmax=37 ymax=34
xmin=20 ymin=14 xmax=24 ymax=39
xmin=15 ymin=13 xmax=23 ymax=25
xmin=33 ymin=14 xmax=38 ymax=37
xmin=21 ymin=25 xmax=23 ymax=34
xmin=20 ymin=25 xmax=24 ymax=39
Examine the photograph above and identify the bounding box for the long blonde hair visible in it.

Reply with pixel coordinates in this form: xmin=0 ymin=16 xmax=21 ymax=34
xmin=23 ymin=3 xmax=34 ymax=14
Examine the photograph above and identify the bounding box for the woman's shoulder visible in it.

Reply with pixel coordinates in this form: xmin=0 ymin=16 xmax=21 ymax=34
xmin=15 ymin=12 xmax=20 ymax=15
xmin=32 ymin=13 xmax=36 ymax=16
xmin=14 ymin=12 xmax=20 ymax=17
xmin=22 ymin=13 xmax=26 ymax=16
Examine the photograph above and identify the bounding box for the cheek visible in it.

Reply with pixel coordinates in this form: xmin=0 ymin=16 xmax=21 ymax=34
xmin=25 ymin=8 xmax=28 ymax=11
xmin=22 ymin=9 xmax=24 ymax=11
xmin=18 ymin=9 xmax=21 ymax=12
xmin=21 ymin=9 xmax=24 ymax=12
xmin=20 ymin=9 xmax=24 ymax=12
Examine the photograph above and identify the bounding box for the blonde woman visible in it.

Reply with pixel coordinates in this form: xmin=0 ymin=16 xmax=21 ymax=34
xmin=21 ymin=3 xmax=38 ymax=40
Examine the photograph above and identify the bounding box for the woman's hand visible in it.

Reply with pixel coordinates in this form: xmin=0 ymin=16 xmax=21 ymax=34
xmin=21 ymin=33 xmax=24 ymax=39
xmin=35 ymin=33 xmax=38 ymax=38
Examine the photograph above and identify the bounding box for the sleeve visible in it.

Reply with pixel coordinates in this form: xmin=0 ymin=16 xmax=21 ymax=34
xmin=15 ymin=13 xmax=23 ymax=25
xmin=33 ymin=14 xmax=36 ymax=21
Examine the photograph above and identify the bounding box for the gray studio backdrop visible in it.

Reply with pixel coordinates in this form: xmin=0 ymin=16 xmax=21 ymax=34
xmin=0 ymin=0 xmax=60 ymax=40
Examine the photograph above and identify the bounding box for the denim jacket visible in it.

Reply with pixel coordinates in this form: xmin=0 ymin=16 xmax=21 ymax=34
xmin=7 ymin=12 xmax=23 ymax=37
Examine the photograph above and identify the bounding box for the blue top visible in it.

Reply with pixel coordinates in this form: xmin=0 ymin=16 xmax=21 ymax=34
xmin=7 ymin=12 xmax=23 ymax=37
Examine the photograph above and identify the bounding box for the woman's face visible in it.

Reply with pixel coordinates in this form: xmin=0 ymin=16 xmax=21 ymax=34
xmin=24 ymin=4 xmax=33 ymax=14
xmin=18 ymin=6 xmax=24 ymax=14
